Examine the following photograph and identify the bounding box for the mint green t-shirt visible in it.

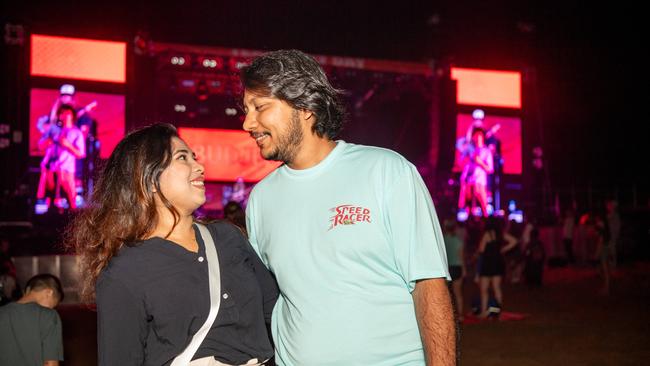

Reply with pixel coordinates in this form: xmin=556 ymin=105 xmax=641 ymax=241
xmin=247 ymin=141 xmax=449 ymax=366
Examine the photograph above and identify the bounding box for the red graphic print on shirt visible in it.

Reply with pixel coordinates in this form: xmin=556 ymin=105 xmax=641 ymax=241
xmin=329 ymin=204 xmax=372 ymax=230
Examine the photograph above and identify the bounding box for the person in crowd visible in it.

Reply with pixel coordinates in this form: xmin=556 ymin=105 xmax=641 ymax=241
xmin=223 ymin=201 xmax=247 ymax=237
xmin=0 ymin=236 xmax=18 ymax=305
xmin=595 ymin=213 xmax=612 ymax=295
xmin=476 ymin=217 xmax=517 ymax=318
xmin=0 ymin=274 xmax=64 ymax=366
xmin=444 ymin=219 xmax=466 ymax=321
xmin=605 ymin=200 xmax=620 ymax=269
xmin=66 ymin=123 xmax=278 ymax=366
xmin=241 ymin=49 xmax=455 ymax=365
xmin=524 ymin=228 xmax=546 ymax=287
xmin=562 ymin=208 xmax=576 ymax=264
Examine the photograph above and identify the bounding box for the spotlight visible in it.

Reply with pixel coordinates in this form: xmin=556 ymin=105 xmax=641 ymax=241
xmin=228 ymin=58 xmax=249 ymax=70
xmin=133 ymin=31 xmax=152 ymax=56
xmin=472 ymin=109 xmax=485 ymax=120
xmin=225 ymin=108 xmax=238 ymax=116
xmin=457 ymin=209 xmax=469 ymax=222
xmin=174 ymin=104 xmax=186 ymax=112
xmin=508 ymin=200 xmax=517 ymax=212
xmin=35 ymin=202 xmax=48 ymax=215
xmin=171 ymin=56 xmax=186 ymax=65
xmin=202 ymin=59 xmax=217 ymax=68
xmin=486 ymin=204 xmax=494 ymax=216
xmin=199 ymin=56 xmax=221 ymax=69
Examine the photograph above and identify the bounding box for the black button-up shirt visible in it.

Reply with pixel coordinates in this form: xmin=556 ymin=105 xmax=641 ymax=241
xmin=96 ymin=221 xmax=278 ymax=366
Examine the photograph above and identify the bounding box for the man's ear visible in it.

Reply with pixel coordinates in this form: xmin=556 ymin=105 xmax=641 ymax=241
xmin=43 ymin=288 xmax=55 ymax=299
xmin=301 ymin=109 xmax=314 ymax=122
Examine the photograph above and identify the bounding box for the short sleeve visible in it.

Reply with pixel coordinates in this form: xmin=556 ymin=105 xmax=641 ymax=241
xmin=96 ymin=274 xmax=147 ymax=366
xmin=41 ymin=309 xmax=64 ymax=361
xmin=245 ymin=193 xmax=266 ymax=267
xmin=384 ymin=164 xmax=450 ymax=292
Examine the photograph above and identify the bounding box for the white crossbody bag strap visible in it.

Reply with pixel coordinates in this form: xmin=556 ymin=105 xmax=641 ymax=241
xmin=171 ymin=223 xmax=221 ymax=366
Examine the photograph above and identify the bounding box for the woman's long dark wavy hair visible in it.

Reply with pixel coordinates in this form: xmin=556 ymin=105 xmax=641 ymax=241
xmin=66 ymin=123 xmax=182 ymax=302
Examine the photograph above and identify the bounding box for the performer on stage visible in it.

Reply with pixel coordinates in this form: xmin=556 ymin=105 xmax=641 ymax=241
xmin=36 ymin=104 xmax=86 ymax=210
xmin=457 ymin=127 xmax=493 ymax=217
xmin=485 ymin=123 xmax=502 ymax=211
xmin=49 ymin=84 xmax=97 ymax=126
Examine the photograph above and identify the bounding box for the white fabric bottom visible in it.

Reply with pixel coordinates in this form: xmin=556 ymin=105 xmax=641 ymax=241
xmin=189 ymin=356 xmax=264 ymax=366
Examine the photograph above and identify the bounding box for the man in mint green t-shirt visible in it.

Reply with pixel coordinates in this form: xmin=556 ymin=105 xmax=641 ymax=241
xmin=241 ymin=50 xmax=456 ymax=366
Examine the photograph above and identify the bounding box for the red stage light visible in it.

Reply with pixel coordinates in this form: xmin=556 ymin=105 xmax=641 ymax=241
xmin=31 ymin=34 xmax=126 ymax=83
xmin=178 ymin=128 xmax=281 ymax=182
xmin=451 ymin=67 xmax=521 ymax=109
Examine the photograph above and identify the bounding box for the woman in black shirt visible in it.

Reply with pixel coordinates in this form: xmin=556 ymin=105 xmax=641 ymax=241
xmin=66 ymin=124 xmax=278 ymax=365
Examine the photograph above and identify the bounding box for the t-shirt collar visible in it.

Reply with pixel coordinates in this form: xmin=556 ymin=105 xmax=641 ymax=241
xmin=280 ymin=140 xmax=346 ymax=179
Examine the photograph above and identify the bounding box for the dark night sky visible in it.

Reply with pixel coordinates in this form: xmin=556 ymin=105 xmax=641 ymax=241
xmin=3 ymin=1 xmax=647 ymax=196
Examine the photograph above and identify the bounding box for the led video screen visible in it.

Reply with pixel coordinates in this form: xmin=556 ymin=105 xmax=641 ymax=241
xmin=452 ymin=113 xmax=522 ymax=175
xmin=29 ymin=88 xmax=125 ymax=159
xmin=178 ymin=127 xmax=281 ymax=182
xmin=31 ymin=34 xmax=126 ymax=83
xmin=451 ymin=67 xmax=521 ymax=109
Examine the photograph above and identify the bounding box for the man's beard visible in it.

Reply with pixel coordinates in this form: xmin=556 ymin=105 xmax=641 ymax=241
xmin=264 ymin=110 xmax=304 ymax=164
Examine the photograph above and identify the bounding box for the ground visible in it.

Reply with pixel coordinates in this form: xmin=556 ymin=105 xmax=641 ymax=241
xmin=56 ymin=262 xmax=650 ymax=365
xmin=459 ymin=262 xmax=650 ymax=365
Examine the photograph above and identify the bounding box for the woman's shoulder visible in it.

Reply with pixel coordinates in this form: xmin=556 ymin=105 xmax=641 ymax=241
xmin=201 ymin=221 xmax=252 ymax=258
xmin=201 ymin=220 xmax=245 ymax=239
xmin=98 ymin=241 xmax=154 ymax=280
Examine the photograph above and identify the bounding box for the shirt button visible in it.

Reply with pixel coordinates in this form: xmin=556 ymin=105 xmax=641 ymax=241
xmin=198 ymin=256 xmax=204 ymax=262
xmin=222 ymin=293 xmax=229 ymax=299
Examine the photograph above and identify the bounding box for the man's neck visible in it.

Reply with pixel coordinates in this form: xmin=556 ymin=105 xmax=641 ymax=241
xmin=16 ymin=294 xmax=35 ymax=304
xmin=17 ymin=293 xmax=48 ymax=308
xmin=287 ymin=137 xmax=337 ymax=170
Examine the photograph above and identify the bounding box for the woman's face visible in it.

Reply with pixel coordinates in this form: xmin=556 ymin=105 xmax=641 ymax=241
xmin=157 ymin=137 xmax=206 ymax=215
xmin=472 ymin=132 xmax=485 ymax=147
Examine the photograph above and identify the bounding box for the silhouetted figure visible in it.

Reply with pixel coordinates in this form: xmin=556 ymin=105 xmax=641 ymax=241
xmin=0 ymin=274 xmax=64 ymax=366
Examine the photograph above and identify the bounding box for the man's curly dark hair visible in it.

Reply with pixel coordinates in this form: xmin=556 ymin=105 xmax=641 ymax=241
xmin=241 ymin=49 xmax=345 ymax=140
